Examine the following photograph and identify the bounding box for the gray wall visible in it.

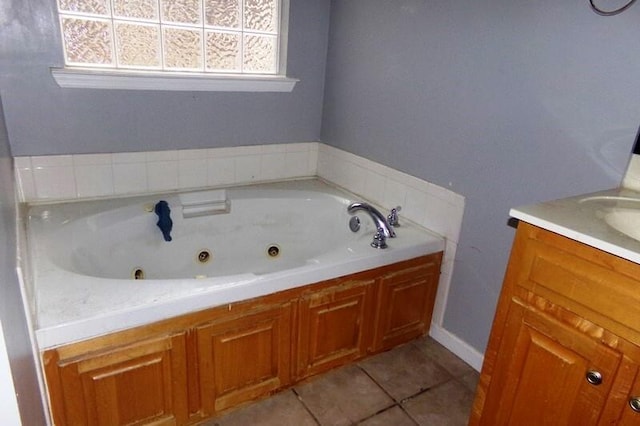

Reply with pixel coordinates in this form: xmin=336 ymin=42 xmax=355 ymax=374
xmin=0 ymin=0 xmax=330 ymax=156
xmin=0 ymin=97 xmax=46 ymax=424
xmin=322 ymin=0 xmax=640 ymax=351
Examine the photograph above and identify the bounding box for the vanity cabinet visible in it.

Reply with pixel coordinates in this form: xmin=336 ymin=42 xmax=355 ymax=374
xmin=42 ymin=253 xmax=442 ymax=425
xmin=470 ymin=222 xmax=640 ymax=425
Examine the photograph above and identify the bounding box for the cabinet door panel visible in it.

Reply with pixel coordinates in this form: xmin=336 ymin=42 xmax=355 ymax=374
xmin=373 ymin=261 xmax=440 ymax=351
xmin=297 ymin=279 xmax=374 ymax=378
xmin=618 ymin=370 xmax=640 ymax=425
xmin=480 ymin=299 xmax=621 ymax=426
xmin=47 ymin=334 xmax=188 ymax=426
xmin=197 ymin=304 xmax=292 ymax=414
xmin=83 ymin=353 xmax=171 ymax=425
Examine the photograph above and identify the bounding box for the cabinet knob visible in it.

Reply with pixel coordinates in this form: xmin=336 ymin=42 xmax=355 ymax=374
xmin=585 ymin=370 xmax=603 ymax=385
xmin=630 ymin=397 xmax=640 ymax=413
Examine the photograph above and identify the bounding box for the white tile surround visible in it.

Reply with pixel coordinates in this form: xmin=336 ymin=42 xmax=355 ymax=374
xmin=14 ymin=143 xmax=318 ymax=202
xmin=14 ymin=142 xmax=480 ymax=370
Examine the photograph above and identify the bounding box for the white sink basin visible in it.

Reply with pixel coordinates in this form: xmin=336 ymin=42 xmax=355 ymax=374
xmin=579 ymin=195 xmax=640 ymax=242
xmin=510 ymin=187 xmax=640 ymax=265
xmin=604 ymin=209 xmax=640 ymax=242
xmin=579 ymin=195 xmax=640 ymax=206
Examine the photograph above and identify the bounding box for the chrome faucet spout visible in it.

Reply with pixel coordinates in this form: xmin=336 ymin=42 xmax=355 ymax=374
xmin=347 ymin=202 xmax=396 ymax=238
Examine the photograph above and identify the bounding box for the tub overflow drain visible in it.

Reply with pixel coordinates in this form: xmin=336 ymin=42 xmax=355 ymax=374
xmin=132 ymin=268 xmax=145 ymax=280
xmin=197 ymin=249 xmax=212 ymax=263
xmin=267 ymin=245 xmax=280 ymax=258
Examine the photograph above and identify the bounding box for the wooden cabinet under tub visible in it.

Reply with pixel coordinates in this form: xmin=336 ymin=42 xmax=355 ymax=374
xmin=196 ymin=303 xmax=293 ymax=415
xmin=43 ymin=333 xmax=190 ymax=425
xmin=470 ymin=222 xmax=640 ymax=425
xmin=373 ymin=260 xmax=441 ymax=352
xmin=296 ymin=277 xmax=376 ymax=379
xmin=42 ymin=253 xmax=442 ymax=426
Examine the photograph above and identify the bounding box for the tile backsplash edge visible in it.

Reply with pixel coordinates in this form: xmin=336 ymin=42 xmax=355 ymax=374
xmin=14 ymin=143 xmax=319 ymax=203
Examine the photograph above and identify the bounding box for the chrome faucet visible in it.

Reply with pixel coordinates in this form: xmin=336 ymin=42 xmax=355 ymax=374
xmin=347 ymin=202 xmax=396 ymax=248
xmin=387 ymin=206 xmax=402 ymax=227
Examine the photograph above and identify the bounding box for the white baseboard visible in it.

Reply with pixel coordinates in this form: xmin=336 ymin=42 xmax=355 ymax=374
xmin=429 ymin=323 xmax=484 ymax=372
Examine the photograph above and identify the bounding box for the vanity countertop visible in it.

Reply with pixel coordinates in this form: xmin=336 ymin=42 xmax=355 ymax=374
xmin=511 ymin=187 xmax=640 ymax=264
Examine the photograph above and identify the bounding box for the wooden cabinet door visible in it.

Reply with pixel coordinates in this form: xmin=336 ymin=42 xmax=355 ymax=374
xmin=373 ymin=257 xmax=440 ymax=352
xmin=616 ymin=365 xmax=640 ymax=425
xmin=297 ymin=279 xmax=375 ymax=378
xmin=479 ymin=298 xmax=622 ymax=426
xmin=196 ymin=303 xmax=292 ymax=414
xmin=44 ymin=333 xmax=189 ymax=426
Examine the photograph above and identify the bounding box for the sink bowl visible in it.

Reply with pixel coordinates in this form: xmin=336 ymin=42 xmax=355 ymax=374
xmin=604 ymin=209 xmax=640 ymax=242
xmin=579 ymin=195 xmax=640 ymax=243
xmin=579 ymin=195 xmax=640 ymax=206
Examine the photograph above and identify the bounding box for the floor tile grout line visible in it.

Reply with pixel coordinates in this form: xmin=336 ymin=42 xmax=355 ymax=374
xmin=451 ymin=372 xmax=480 ymax=394
xmin=395 ymin=380 xmax=466 ymax=426
xmin=356 ymin=363 xmax=399 ymax=402
xmin=409 ymin=337 xmax=476 ymax=380
xmin=397 ymin=404 xmax=421 ymax=426
xmin=356 ymin=361 xmax=464 ymax=426
xmin=291 ymin=387 xmax=322 ymax=425
xmin=355 ymin=346 xmax=470 ymax=425
xmin=295 ymin=363 xmax=404 ymax=426
xmin=398 ymin=377 xmax=465 ymax=406
xmin=354 ymin=403 xmax=417 ymax=426
xmin=205 ymin=338 xmax=476 ymax=425
xmin=356 ymin=351 xmax=455 ymax=404
xmin=355 ymin=364 xmax=421 ymax=425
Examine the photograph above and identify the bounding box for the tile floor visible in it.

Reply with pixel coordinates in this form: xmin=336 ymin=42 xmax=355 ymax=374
xmin=202 ymin=336 xmax=479 ymax=426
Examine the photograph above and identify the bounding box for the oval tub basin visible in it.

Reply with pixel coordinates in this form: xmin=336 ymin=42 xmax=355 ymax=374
xmin=26 ymin=179 xmax=444 ymax=349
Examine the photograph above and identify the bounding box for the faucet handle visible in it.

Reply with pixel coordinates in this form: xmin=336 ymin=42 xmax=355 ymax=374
xmin=371 ymin=227 xmax=388 ymax=249
xmin=388 ymin=206 xmax=401 ymax=227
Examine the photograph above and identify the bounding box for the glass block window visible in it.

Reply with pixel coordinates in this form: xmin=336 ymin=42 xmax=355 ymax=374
xmin=57 ymin=0 xmax=280 ymax=74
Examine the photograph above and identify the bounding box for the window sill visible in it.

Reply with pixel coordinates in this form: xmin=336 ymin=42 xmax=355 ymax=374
xmin=50 ymin=68 xmax=299 ymax=92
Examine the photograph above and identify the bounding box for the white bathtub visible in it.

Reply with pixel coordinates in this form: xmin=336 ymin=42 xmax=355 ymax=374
xmin=26 ymin=179 xmax=444 ymax=349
